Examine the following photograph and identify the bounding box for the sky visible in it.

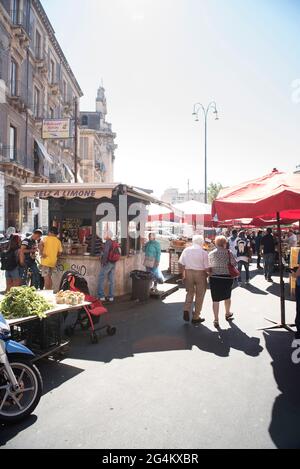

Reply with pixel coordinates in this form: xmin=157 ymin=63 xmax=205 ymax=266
xmin=42 ymin=0 xmax=300 ymax=198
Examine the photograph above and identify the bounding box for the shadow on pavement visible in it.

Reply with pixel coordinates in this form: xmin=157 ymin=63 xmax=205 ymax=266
xmin=266 ymin=282 xmax=294 ymax=302
xmin=264 ymin=331 xmax=300 ymax=449
xmin=37 ymin=359 xmax=85 ymax=395
xmin=67 ymin=300 xmax=263 ymax=363
xmin=0 ymin=415 xmax=38 ymax=447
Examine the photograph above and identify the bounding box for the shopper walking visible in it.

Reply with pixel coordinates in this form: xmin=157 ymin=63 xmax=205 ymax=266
xmin=0 ymin=234 xmax=22 ymax=292
xmin=98 ymin=230 xmax=120 ymax=302
xmin=208 ymin=236 xmax=236 ymax=328
xmin=228 ymin=229 xmax=238 ymax=258
xmin=179 ymin=235 xmax=209 ymax=325
xmin=143 ymin=232 xmax=162 ymax=293
xmin=255 ymin=230 xmax=263 ymax=269
xmin=236 ymin=231 xmax=251 ymax=286
xmin=261 ymin=228 xmax=276 ymax=282
xmin=19 ymin=229 xmax=43 ymax=289
xmin=39 ymin=227 xmax=63 ymax=290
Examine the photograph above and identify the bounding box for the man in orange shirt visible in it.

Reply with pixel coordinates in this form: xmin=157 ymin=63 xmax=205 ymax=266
xmin=39 ymin=226 xmax=63 ymax=290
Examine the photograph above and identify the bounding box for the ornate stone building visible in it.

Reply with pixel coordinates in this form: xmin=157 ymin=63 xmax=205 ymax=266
xmin=0 ymin=0 xmax=83 ymax=232
xmin=80 ymin=86 xmax=117 ymax=183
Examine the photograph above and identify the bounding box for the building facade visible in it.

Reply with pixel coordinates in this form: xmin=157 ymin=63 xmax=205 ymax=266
xmin=80 ymin=86 xmax=117 ymax=183
xmin=161 ymin=187 xmax=205 ymax=205
xmin=0 ymin=0 xmax=83 ymax=232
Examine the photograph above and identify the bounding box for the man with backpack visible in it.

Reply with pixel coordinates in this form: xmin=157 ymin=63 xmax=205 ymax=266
xmin=235 ymin=231 xmax=251 ymax=286
xmin=0 ymin=234 xmax=22 ymax=292
xmin=98 ymin=230 xmax=121 ymax=303
xmin=19 ymin=229 xmax=43 ymax=289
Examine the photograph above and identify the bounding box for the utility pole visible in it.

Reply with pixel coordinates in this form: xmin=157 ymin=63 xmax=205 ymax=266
xmin=74 ymin=97 xmax=78 ymax=183
xmin=187 ymin=179 xmax=190 ymax=201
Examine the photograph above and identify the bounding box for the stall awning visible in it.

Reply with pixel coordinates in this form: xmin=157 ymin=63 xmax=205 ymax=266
xmin=35 ymin=140 xmax=54 ymax=165
xmin=63 ymin=163 xmax=75 ymax=183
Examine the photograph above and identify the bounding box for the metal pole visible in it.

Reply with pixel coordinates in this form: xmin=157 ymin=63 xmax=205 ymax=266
xmin=74 ymin=98 xmax=78 ymax=183
xmin=276 ymin=212 xmax=286 ymax=325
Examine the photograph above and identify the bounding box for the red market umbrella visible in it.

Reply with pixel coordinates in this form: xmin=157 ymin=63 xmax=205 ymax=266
xmin=212 ymin=169 xmax=300 ymax=331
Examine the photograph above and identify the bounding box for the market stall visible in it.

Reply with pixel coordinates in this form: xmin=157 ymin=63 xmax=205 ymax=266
xmin=1 ymin=289 xmax=90 ymax=361
xmin=20 ymin=183 xmax=168 ymax=297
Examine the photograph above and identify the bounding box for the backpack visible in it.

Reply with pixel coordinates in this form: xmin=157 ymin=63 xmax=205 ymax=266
xmin=107 ymin=241 xmax=121 ymax=263
xmin=236 ymin=239 xmax=250 ymax=258
xmin=0 ymin=250 xmax=18 ymax=271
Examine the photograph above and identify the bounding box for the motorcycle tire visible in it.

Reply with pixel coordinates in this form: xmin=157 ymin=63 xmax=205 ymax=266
xmin=0 ymin=359 xmax=43 ymax=424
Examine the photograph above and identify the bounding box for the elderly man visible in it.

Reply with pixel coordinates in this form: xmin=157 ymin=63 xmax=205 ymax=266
xmin=179 ymin=235 xmax=209 ymax=325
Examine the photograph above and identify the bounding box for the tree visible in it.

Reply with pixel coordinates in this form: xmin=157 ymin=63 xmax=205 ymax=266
xmin=208 ymin=182 xmax=223 ymax=204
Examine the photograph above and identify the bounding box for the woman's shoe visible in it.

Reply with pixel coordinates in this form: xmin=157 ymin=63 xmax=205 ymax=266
xmin=213 ymin=320 xmax=220 ymax=328
xmin=225 ymin=313 xmax=234 ymax=321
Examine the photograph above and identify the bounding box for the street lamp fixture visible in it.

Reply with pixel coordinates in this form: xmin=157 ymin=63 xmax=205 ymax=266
xmin=192 ymin=101 xmax=220 ymax=204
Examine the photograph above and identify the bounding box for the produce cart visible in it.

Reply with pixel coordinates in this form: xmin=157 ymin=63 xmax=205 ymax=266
xmin=2 ymin=290 xmax=91 ymax=361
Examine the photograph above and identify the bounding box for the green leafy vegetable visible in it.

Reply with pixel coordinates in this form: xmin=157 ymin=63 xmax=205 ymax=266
xmin=0 ymin=287 xmax=52 ymax=319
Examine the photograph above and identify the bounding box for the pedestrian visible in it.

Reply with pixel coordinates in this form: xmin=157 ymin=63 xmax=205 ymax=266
xmin=208 ymin=236 xmax=236 ymax=328
xmin=0 ymin=234 xmax=22 ymax=292
xmin=287 ymin=230 xmax=297 ymax=249
xmin=98 ymin=230 xmax=120 ymax=302
xmin=143 ymin=232 xmax=162 ymax=293
xmin=235 ymin=231 xmax=251 ymax=286
xmin=179 ymin=235 xmax=209 ymax=325
xmin=228 ymin=229 xmax=238 ymax=258
xmin=19 ymin=229 xmax=43 ymax=289
xmin=255 ymin=230 xmax=263 ymax=269
xmin=293 ymin=260 xmax=300 ymax=339
xmin=261 ymin=228 xmax=276 ymax=282
xmin=39 ymin=226 xmax=63 ymax=290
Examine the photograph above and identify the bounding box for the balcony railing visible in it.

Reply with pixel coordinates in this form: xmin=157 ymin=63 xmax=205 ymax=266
xmin=0 ymin=146 xmax=34 ymax=172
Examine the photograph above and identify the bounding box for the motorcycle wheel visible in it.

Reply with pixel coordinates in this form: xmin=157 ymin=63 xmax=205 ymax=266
xmin=0 ymin=359 xmax=43 ymax=424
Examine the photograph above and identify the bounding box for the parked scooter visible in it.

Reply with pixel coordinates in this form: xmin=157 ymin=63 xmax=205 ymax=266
xmin=0 ymin=313 xmax=43 ymax=423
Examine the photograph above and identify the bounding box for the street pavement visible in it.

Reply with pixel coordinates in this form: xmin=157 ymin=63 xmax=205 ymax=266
xmin=1 ymin=261 xmax=300 ymax=449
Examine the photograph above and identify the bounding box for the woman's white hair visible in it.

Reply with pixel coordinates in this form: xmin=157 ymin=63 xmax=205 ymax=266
xmin=192 ymin=235 xmax=204 ymax=246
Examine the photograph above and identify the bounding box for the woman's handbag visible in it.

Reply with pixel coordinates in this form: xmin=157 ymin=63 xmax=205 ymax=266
xmin=227 ymin=250 xmax=240 ymax=278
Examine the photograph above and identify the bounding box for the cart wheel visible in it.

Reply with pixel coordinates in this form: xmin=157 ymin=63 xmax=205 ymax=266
xmin=90 ymin=332 xmax=98 ymax=344
xmin=107 ymin=326 xmax=116 ymax=336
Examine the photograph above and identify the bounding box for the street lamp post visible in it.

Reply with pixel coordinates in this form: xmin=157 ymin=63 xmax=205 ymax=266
xmin=192 ymin=102 xmax=219 ymax=204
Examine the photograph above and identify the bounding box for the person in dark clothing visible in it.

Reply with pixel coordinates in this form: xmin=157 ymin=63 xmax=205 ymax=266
xmin=236 ymin=231 xmax=251 ymax=285
xmin=261 ymin=228 xmax=276 ymax=282
xmin=294 ymin=258 xmax=300 ymax=339
xmin=19 ymin=229 xmax=43 ymax=288
xmin=98 ymin=230 xmax=115 ymax=302
xmin=255 ymin=230 xmax=263 ymax=269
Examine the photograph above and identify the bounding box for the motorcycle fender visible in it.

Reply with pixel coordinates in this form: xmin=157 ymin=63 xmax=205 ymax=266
xmin=6 ymin=340 xmax=35 ymax=358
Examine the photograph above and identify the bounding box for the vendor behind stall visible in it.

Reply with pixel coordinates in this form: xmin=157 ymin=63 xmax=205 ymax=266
xmin=39 ymin=227 xmax=63 ymax=290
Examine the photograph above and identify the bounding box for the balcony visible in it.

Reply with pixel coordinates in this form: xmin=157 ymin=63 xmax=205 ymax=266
xmin=0 ymin=146 xmax=34 ymax=179
xmin=6 ymin=80 xmax=31 ymax=112
xmin=49 ymin=82 xmax=60 ymax=96
xmin=9 ymin=10 xmax=30 ymax=48
xmin=34 ymin=48 xmax=48 ymax=75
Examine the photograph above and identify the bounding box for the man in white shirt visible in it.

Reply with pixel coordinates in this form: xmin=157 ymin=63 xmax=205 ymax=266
xmin=179 ymin=235 xmax=210 ymax=325
xmin=287 ymin=230 xmax=297 ymax=248
xmin=228 ymin=229 xmax=238 ymax=258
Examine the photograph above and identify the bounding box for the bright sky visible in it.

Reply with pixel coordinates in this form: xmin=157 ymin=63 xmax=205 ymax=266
xmin=43 ymin=0 xmax=300 ymax=198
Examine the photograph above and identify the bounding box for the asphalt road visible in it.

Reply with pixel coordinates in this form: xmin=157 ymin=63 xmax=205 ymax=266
xmin=1 ymin=263 xmax=300 ymax=449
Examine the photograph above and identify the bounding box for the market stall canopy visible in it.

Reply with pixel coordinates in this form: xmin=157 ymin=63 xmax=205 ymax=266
xmin=35 ymin=139 xmax=54 ymax=165
xmin=20 ymin=183 xmax=171 ymax=207
xmin=212 ymin=169 xmax=300 ymax=221
xmin=173 ymin=200 xmax=213 ymax=226
xmin=147 ymin=203 xmax=183 ymax=222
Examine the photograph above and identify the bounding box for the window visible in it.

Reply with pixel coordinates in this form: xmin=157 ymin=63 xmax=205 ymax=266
xmin=34 ymin=86 xmax=40 ymax=117
xmin=50 ymin=107 xmax=54 ymax=119
xmin=81 ymin=115 xmax=88 ymax=126
xmin=35 ymin=29 xmax=42 ymax=58
xmin=11 ymin=0 xmax=20 ymax=24
xmin=63 ymin=80 xmax=67 ymax=101
xmin=10 ymin=59 xmax=17 ymax=96
xmin=9 ymin=125 xmax=17 ymax=160
xmin=50 ymin=59 xmax=55 ymax=84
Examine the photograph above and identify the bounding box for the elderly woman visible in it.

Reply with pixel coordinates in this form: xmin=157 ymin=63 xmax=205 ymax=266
xmin=179 ymin=235 xmax=209 ymax=324
xmin=208 ymin=235 xmax=237 ymax=328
